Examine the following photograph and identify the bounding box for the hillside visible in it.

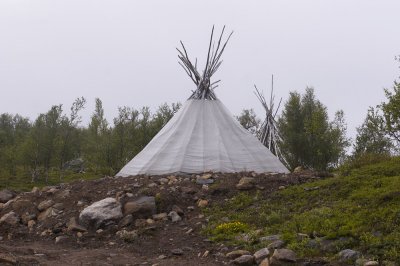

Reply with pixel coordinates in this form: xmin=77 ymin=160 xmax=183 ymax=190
xmin=0 ymin=158 xmax=399 ymax=265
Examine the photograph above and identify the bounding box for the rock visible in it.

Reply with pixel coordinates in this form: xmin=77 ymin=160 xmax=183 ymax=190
xmin=53 ymin=203 xmax=64 ymax=210
xmin=268 ymin=240 xmax=285 ymax=249
xmin=123 ymin=196 xmax=156 ymax=218
xmin=181 ymin=187 xmax=196 ymax=194
xmin=171 ymin=248 xmax=183 ymax=256
xmin=63 ymin=158 xmax=84 ymax=172
xmin=197 ymin=199 xmax=208 ymax=208
xmin=67 ymin=217 xmax=87 ymax=232
xmin=79 ymin=198 xmax=122 ymax=229
xmin=0 ymin=253 xmax=17 ymax=264
xmin=172 ymin=205 xmax=184 ymax=216
xmin=56 ymin=190 xmax=71 ymax=199
xmin=55 ymin=235 xmax=69 ymax=244
xmin=201 ymin=173 xmax=213 ymax=179
xmin=0 ymin=211 xmax=20 ymax=225
xmin=118 ymin=214 xmax=133 ymax=228
xmin=146 ymin=218 xmax=154 ymax=225
xmin=153 ymin=213 xmax=168 ymax=221
xmin=254 ymin=248 xmax=270 ymax=264
xmin=31 ymin=187 xmax=40 ymax=193
xmin=236 ymin=177 xmax=255 ymax=190
xmin=355 ymin=258 xmax=368 ymax=266
xmin=116 ymin=229 xmax=138 ymax=242
xmin=0 ymin=189 xmax=15 ymax=203
xmin=21 ymin=212 xmax=36 ymax=225
xmin=337 ymin=249 xmax=360 ymax=263
xmin=27 ymin=220 xmax=36 ymax=229
xmin=147 ymin=182 xmax=157 ymax=188
xmin=260 ymin=258 xmax=270 ymax=266
xmin=134 ymin=219 xmax=147 ymax=227
xmin=196 ymin=177 xmax=214 ymax=185
xmin=232 ymin=255 xmax=254 ymax=265
xmin=270 ymin=249 xmax=296 ymax=264
xmin=278 ymin=186 xmax=285 ymax=190
xmin=38 ymin=207 xmax=59 ymax=221
xmin=260 ymin=235 xmax=281 ymax=242
xmin=226 ymin=250 xmax=251 ymax=259
xmin=293 ymin=166 xmax=304 ymax=173
xmin=365 ymin=261 xmax=379 ymax=266
xmin=37 ymin=199 xmax=55 ymax=211
xmin=158 ymin=177 xmax=169 ymax=184
xmin=168 ymin=211 xmax=182 ymax=222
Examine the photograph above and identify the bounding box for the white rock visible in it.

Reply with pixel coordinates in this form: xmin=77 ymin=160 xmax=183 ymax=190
xmin=79 ymin=198 xmax=122 ymax=229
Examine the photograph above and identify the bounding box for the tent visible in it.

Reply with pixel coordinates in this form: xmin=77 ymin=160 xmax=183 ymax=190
xmin=254 ymin=76 xmax=289 ymax=167
xmin=117 ymin=27 xmax=289 ymax=176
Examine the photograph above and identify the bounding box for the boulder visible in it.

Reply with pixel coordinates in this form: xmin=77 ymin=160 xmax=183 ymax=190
xmin=260 ymin=258 xmax=270 ymax=266
xmin=236 ymin=177 xmax=255 ymax=190
xmin=116 ymin=229 xmax=138 ymax=242
xmin=232 ymin=255 xmax=254 ymax=265
xmin=254 ymin=248 xmax=270 ymax=264
xmin=21 ymin=212 xmax=36 ymax=225
xmin=226 ymin=250 xmax=251 ymax=260
xmin=153 ymin=212 xmax=168 ymax=221
xmin=168 ymin=211 xmax=182 ymax=222
xmin=0 ymin=189 xmax=15 ymax=203
xmin=67 ymin=217 xmax=87 ymax=232
xmin=118 ymin=214 xmax=133 ymax=228
xmin=0 ymin=211 xmax=20 ymax=225
xmin=268 ymin=240 xmax=285 ymax=249
xmin=63 ymin=158 xmax=84 ymax=172
xmin=171 ymin=248 xmax=183 ymax=256
xmin=38 ymin=207 xmax=60 ymax=221
xmin=337 ymin=249 xmax=360 ymax=263
xmin=197 ymin=199 xmax=208 ymax=208
xmin=79 ymin=198 xmax=122 ymax=229
xmin=171 ymin=205 xmax=184 ymax=216
xmin=37 ymin=199 xmax=55 ymax=211
xmin=123 ymin=196 xmax=156 ymax=218
xmin=270 ymin=249 xmax=296 ymax=265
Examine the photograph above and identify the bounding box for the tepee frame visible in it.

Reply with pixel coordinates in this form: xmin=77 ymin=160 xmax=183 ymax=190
xmin=254 ymin=75 xmax=288 ymax=167
xmin=176 ymin=25 xmax=233 ymax=100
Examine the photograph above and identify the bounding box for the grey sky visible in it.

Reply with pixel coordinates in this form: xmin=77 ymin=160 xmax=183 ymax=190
xmin=1 ymin=0 xmax=399 ymax=141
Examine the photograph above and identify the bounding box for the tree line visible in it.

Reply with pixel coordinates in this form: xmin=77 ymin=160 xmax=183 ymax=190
xmin=1 ymin=58 xmax=399 ymax=182
xmin=0 ymin=98 xmax=180 ymax=182
xmin=238 ymin=57 xmax=400 ymax=171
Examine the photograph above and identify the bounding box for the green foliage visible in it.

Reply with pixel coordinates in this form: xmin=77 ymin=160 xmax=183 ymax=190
xmin=0 ymin=98 xmax=181 ymax=190
xmin=204 ymin=156 xmax=400 ymax=261
xmin=354 ymin=107 xmax=393 ymax=157
xmin=278 ymin=88 xmax=350 ymax=170
xmin=236 ymin=108 xmax=260 ymax=135
xmin=381 ymin=57 xmax=400 ymax=146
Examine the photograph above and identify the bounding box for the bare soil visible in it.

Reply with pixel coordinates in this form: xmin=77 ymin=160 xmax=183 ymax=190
xmin=0 ymin=171 xmax=322 ymax=265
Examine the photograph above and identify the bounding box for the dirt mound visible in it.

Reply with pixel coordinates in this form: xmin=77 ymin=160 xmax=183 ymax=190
xmin=0 ymin=171 xmax=322 ymax=265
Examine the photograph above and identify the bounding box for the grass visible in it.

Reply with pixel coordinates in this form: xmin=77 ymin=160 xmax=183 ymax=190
xmin=0 ymin=168 xmax=102 ymax=191
xmin=203 ymin=156 xmax=400 ymax=262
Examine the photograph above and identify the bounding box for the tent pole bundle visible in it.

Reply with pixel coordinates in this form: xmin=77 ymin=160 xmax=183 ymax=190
xmin=254 ymin=75 xmax=289 ymax=167
xmin=176 ymin=25 xmax=233 ymax=100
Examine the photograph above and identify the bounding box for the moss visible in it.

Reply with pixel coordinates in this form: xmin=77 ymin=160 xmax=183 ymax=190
xmin=203 ymin=156 xmax=400 ymax=261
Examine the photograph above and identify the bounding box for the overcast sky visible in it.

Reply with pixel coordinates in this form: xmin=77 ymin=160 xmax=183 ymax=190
xmin=1 ymin=0 xmax=399 ymax=141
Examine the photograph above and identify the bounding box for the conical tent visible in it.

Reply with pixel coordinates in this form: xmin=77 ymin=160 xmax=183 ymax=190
xmin=117 ymin=27 xmax=289 ymax=176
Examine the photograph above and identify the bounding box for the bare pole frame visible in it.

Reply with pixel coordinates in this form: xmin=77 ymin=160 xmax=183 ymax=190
xmin=176 ymin=26 xmax=233 ymax=100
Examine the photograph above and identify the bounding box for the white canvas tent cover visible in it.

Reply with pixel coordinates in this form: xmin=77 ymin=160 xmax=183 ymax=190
xmin=117 ymin=26 xmax=289 ymax=176
xmin=117 ymin=99 xmax=289 ymax=176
